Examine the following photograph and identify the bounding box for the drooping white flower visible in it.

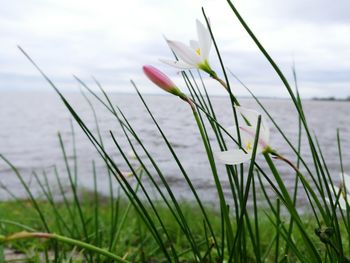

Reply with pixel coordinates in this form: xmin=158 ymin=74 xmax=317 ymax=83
xmin=160 ymin=20 xmax=213 ymax=74
xmin=328 ymin=173 xmax=350 ymax=210
xmin=216 ymin=107 xmax=270 ymax=165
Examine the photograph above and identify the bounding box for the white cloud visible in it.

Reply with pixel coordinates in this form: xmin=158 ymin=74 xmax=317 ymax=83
xmin=0 ymin=0 xmax=349 ymax=98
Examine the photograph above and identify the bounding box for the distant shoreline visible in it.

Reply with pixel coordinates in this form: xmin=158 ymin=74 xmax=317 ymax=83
xmin=311 ymin=96 xmax=350 ymax=101
xmin=0 ymin=89 xmax=349 ymax=101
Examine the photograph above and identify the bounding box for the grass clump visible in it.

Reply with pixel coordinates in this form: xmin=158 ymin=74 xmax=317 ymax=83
xmin=1 ymin=195 xmax=344 ymax=262
xmin=1 ymin=1 xmax=350 ymax=262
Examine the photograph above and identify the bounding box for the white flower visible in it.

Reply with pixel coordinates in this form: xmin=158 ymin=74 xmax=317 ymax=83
xmin=328 ymin=173 xmax=350 ymax=210
xmin=160 ymin=19 xmax=213 ymax=74
xmin=216 ymin=107 xmax=270 ymax=165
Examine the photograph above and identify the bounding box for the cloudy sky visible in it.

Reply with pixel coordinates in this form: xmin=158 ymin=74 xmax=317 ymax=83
xmin=1 ymin=0 xmax=350 ymax=98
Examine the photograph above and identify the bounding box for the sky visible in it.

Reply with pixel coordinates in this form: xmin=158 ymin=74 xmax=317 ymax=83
xmin=1 ymin=0 xmax=350 ymax=98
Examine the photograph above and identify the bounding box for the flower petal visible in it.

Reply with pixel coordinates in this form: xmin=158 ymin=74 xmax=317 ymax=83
xmin=143 ymin=65 xmax=177 ymax=93
xmin=226 ymin=126 xmax=252 ymax=147
xmin=196 ymin=19 xmax=211 ymax=61
xmin=339 ymin=197 xmax=348 ymax=210
xmin=190 ymin=40 xmax=200 ymax=50
xmin=226 ymin=126 xmax=238 ymax=139
xmin=216 ymin=149 xmax=252 ymax=165
xmin=159 ymin=59 xmax=194 ymax=69
xmin=166 ymin=40 xmax=201 ymax=66
xmin=235 ymin=106 xmax=260 ymax=126
xmin=240 ymin=125 xmax=268 ymax=150
xmin=235 ymin=106 xmax=270 ymax=145
xmin=331 ymin=185 xmax=349 ymax=210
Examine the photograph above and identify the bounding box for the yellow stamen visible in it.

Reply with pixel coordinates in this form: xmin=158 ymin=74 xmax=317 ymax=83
xmin=245 ymin=142 xmax=252 ymax=151
xmin=196 ymin=48 xmax=201 ymax=55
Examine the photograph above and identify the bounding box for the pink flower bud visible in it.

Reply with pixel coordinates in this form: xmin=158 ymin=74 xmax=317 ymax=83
xmin=143 ymin=65 xmax=178 ymax=94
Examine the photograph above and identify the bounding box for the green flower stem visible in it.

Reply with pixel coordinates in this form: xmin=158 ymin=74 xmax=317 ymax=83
xmin=210 ymin=73 xmax=240 ymax=106
xmin=191 ymin=104 xmax=234 ymax=252
xmin=111 ymin=168 xmax=143 ymax=250
xmin=0 ymin=231 xmax=130 ymax=263
xmin=211 ymin=73 xmax=228 ymax=90
xmin=229 ymin=116 xmax=262 ymax=262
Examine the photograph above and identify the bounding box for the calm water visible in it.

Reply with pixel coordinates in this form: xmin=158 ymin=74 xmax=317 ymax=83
xmin=0 ymin=91 xmax=349 ymax=206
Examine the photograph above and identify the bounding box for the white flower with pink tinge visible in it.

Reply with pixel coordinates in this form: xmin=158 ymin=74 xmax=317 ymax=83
xmin=160 ymin=20 xmax=214 ymax=75
xmin=216 ymin=106 xmax=270 ymax=165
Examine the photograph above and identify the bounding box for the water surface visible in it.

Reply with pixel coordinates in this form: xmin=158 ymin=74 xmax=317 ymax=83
xmin=0 ymin=91 xmax=349 ymax=207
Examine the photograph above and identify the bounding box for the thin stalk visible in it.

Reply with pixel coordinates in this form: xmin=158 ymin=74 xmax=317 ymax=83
xmin=92 ymin=161 xmax=100 ymax=250
xmin=275 ymin=198 xmax=280 ymax=263
xmin=195 ymin=70 xmax=241 ymax=222
xmin=256 ymin=171 xmax=307 ymax=262
xmin=114 ymin=109 xmax=201 ymax=260
xmin=110 ymin=170 xmax=144 ymax=250
xmin=132 ymin=82 xmax=221 ymax=258
xmin=52 ymin=165 xmax=79 ymax=237
xmin=109 ymin=131 xmax=180 ymax=262
xmin=337 ymin=130 xmax=350 ymax=252
xmin=70 ymin=120 xmax=78 ymax=186
xmin=252 ymin=175 xmax=261 ymax=261
xmin=0 ymin=154 xmax=50 ymax=232
xmin=0 ymin=232 xmax=129 ymax=263
xmin=191 ymin=106 xmax=234 ymax=252
xmin=285 ymin=66 xmax=303 ymax=255
xmin=81 ymin=87 xmax=121 ymax=252
xmin=229 ymin=116 xmax=262 ymax=263
xmin=31 ymin=172 xmax=65 ymax=235
xmin=263 ymin=152 xmax=321 ymax=262
xmin=0 ymin=220 xmax=36 ymax=232
xmin=18 ymin=47 xmax=173 ymax=261
xmin=201 ymin=12 xmax=245 ymax=238
xmin=80 ymin=87 xmax=118 ymax=251
xmin=183 ymin=71 xmax=241 ymax=223
xmin=58 ymin=133 xmax=89 ymax=242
